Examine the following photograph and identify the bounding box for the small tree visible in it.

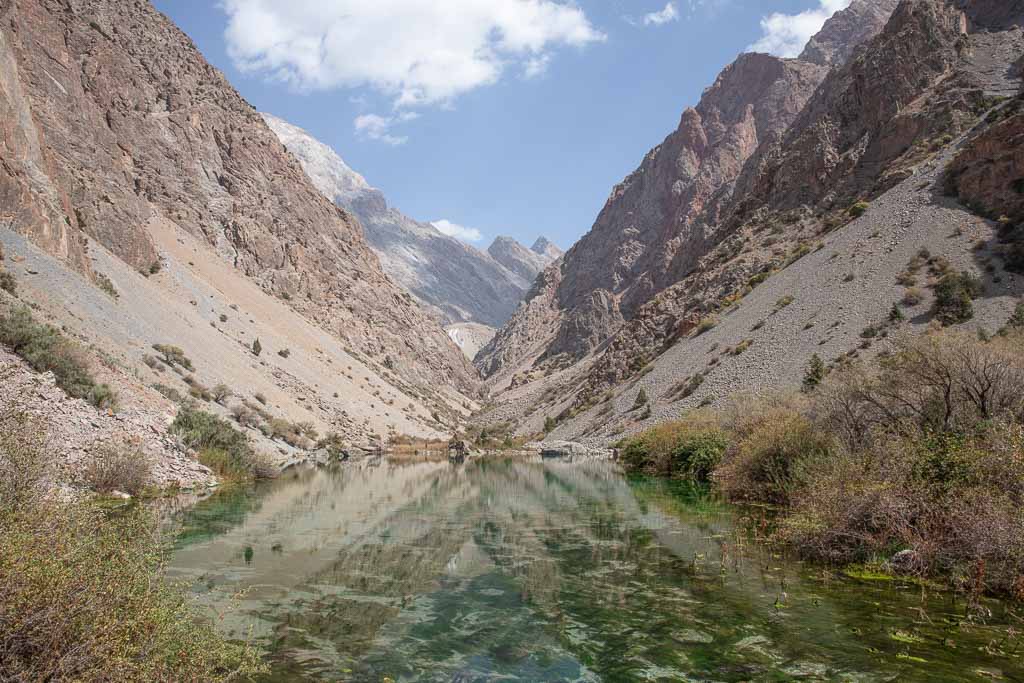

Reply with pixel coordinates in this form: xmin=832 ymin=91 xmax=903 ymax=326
xmin=543 ymin=416 xmax=556 ymax=434
xmin=211 ymin=383 xmax=232 ymax=405
xmin=802 ymin=354 xmax=826 ymax=393
xmin=633 ymin=388 xmax=649 ymax=410
xmin=252 ymin=338 xmax=262 ymax=356
xmin=1009 ymin=301 xmax=1024 ymax=330
xmin=934 ymin=272 xmax=982 ymax=326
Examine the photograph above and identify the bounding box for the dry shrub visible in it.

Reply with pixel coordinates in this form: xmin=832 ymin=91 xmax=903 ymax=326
xmin=715 ymin=396 xmax=832 ymax=505
xmin=0 ymin=411 xmax=51 ymax=509
xmin=0 ymin=412 xmax=265 ymax=680
xmin=83 ymin=443 xmax=152 ymax=496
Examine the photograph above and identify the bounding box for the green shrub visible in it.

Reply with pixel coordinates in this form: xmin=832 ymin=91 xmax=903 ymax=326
xmin=716 ymin=404 xmax=832 ymax=505
xmin=170 ymin=406 xmax=263 ymax=480
xmin=848 ymin=201 xmax=870 ymax=218
xmin=694 ymin=315 xmax=719 ymax=336
xmin=619 ymin=416 xmax=728 ymax=482
xmin=1009 ymin=301 xmax=1024 ymax=330
xmin=802 ymin=354 xmax=826 ymax=393
xmin=633 ymin=388 xmax=649 ymax=410
xmin=95 ymin=272 xmax=119 ymax=300
xmin=151 ymin=343 xmax=193 ymax=371
xmin=543 ymin=416 xmax=556 ymax=434
xmin=0 ymin=271 xmax=15 ymax=295
xmin=0 ymin=307 xmax=117 ymax=410
xmin=0 ymin=411 xmax=265 ymax=680
xmin=934 ymin=271 xmax=982 ymax=325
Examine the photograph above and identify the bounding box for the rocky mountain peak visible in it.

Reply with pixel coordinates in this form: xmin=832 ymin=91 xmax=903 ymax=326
xmin=799 ymin=0 xmax=903 ymax=67
xmin=487 ymin=236 xmax=554 ymax=287
xmin=531 ymin=236 xmax=563 ymax=260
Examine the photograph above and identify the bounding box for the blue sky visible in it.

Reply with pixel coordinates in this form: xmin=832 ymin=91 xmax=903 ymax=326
xmin=153 ymin=0 xmax=845 ymax=250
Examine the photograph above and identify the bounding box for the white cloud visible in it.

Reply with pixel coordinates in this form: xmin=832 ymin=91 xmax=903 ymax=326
xmin=353 ymin=112 xmax=419 ymax=146
xmin=749 ymin=0 xmax=850 ymax=58
xmin=643 ymin=2 xmax=679 ymax=26
xmin=222 ymin=0 xmax=605 ymax=109
xmin=431 ymin=219 xmax=483 ymax=243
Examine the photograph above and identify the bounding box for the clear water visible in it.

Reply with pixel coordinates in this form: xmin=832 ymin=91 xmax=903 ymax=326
xmin=168 ymin=457 xmax=1024 ymax=682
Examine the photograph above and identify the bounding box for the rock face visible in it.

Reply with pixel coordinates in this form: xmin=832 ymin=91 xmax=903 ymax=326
xmin=263 ymin=114 xmax=557 ymax=327
xmin=0 ymin=0 xmax=476 ymax=394
xmin=479 ymin=0 xmax=1024 ymax=441
xmin=486 ymin=236 xmax=551 ymax=287
xmin=531 ymin=237 xmax=563 ymax=261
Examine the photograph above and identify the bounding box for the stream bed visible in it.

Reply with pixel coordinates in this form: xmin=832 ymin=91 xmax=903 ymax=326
xmin=169 ymin=457 xmax=1024 ymax=682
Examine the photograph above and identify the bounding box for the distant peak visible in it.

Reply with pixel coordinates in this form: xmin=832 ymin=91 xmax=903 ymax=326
xmin=531 ymin=236 xmax=563 ymax=260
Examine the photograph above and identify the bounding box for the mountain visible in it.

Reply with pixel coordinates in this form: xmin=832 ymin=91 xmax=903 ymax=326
xmin=263 ymin=115 xmax=557 ymax=328
xmin=531 ymin=237 xmax=563 ymax=261
xmin=487 ymin=236 xmax=552 ymax=287
xmin=0 ymin=0 xmax=483 ymax=457
xmin=477 ymin=0 xmax=1024 ymax=443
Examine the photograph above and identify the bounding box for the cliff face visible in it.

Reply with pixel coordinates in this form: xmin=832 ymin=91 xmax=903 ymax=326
xmin=486 ymin=236 xmax=551 ymax=287
xmin=263 ymin=114 xmax=556 ymax=328
xmin=0 ymin=0 xmax=477 ymax=393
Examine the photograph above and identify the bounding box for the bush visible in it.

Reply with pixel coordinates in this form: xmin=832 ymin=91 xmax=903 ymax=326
xmin=633 ymin=388 xmax=649 ymax=410
xmin=902 ymin=287 xmax=924 ymax=306
xmin=0 ymin=271 xmax=15 ymax=295
xmin=170 ymin=406 xmax=263 ymax=481
xmin=277 ymin=348 xmax=291 ymax=358
xmin=694 ymin=315 xmax=719 ymax=336
xmin=848 ymin=201 xmax=870 ymax=218
xmin=715 ymin=402 xmax=832 ymax=505
xmin=251 ymin=338 xmax=262 ymax=356
xmin=0 ymin=412 xmax=265 ymax=680
xmin=151 ymin=343 xmax=193 ymax=371
xmin=619 ymin=416 xmax=727 ymax=482
xmin=543 ymin=416 xmax=556 ymax=434
xmin=933 ymin=272 xmax=982 ymax=325
xmin=95 ymin=272 xmax=119 ymax=300
xmin=802 ymin=354 xmax=826 ymax=393
xmin=211 ymin=383 xmax=232 ymax=405
xmin=0 ymin=307 xmax=117 ymax=410
xmin=83 ymin=443 xmax=152 ymax=496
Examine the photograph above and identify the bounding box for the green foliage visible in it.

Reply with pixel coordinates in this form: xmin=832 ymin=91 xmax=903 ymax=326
xmin=933 ymin=271 xmax=982 ymax=325
xmin=802 ymin=354 xmax=826 ymax=393
xmin=0 ymin=271 xmax=15 ymax=296
xmin=633 ymin=388 xmax=649 ymax=410
xmin=1009 ymin=301 xmax=1024 ymax=330
xmin=848 ymin=201 xmax=870 ymax=218
xmin=619 ymin=417 xmax=728 ymax=482
xmin=170 ymin=406 xmax=262 ymax=481
xmin=543 ymin=416 xmax=556 ymax=434
xmin=0 ymin=411 xmax=266 ymax=680
xmin=694 ymin=315 xmax=719 ymax=336
xmin=95 ymin=272 xmax=119 ymax=300
xmin=151 ymin=343 xmax=193 ymax=371
xmin=0 ymin=307 xmax=117 ymax=410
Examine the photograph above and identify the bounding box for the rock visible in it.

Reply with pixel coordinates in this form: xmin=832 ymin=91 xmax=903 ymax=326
xmin=109 ymin=490 xmax=132 ymax=500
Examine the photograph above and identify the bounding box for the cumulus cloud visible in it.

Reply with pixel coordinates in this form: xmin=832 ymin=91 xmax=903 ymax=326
xmin=749 ymin=0 xmax=850 ymax=58
xmin=431 ymin=219 xmax=483 ymax=243
xmin=222 ymin=0 xmax=604 ymax=108
xmin=353 ymin=112 xmax=419 ymax=146
xmin=643 ymin=2 xmax=679 ymax=26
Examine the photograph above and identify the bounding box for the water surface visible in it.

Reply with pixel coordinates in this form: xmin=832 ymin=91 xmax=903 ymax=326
xmin=169 ymin=457 xmax=1024 ymax=682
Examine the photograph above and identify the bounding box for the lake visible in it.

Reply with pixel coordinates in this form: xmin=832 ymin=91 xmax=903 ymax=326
xmin=169 ymin=456 xmax=1024 ymax=682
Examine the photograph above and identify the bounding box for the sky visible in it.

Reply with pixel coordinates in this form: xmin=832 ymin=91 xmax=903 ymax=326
xmin=153 ymin=0 xmax=849 ymax=251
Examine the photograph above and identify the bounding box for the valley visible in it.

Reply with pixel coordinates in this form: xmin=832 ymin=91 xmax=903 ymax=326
xmin=1 ymin=0 xmax=1024 ymax=680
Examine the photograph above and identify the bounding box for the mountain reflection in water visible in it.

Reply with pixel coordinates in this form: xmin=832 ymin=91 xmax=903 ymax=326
xmin=169 ymin=457 xmax=1023 ymax=682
